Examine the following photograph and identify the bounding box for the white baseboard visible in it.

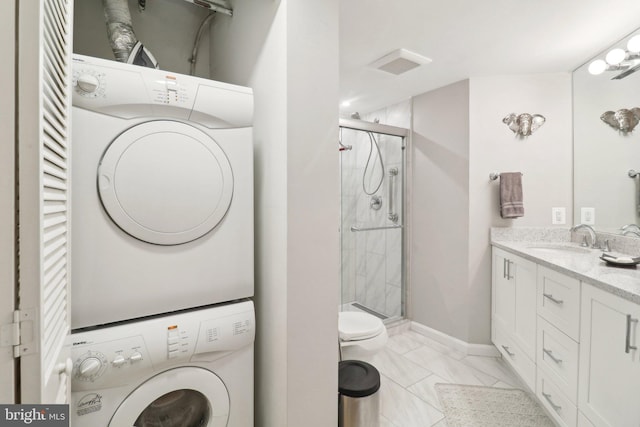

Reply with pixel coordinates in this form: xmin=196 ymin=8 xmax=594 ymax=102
xmin=410 ymin=321 xmax=500 ymax=358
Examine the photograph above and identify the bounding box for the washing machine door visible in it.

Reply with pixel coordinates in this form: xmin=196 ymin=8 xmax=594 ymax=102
xmin=98 ymin=120 xmax=234 ymax=245
xmin=109 ymin=367 xmax=229 ymax=426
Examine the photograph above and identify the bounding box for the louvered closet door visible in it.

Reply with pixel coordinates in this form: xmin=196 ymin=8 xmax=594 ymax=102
xmin=0 ymin=0 xmax=17 ymax=404
xmin=18 ymin=0 xmax=74 ymax=403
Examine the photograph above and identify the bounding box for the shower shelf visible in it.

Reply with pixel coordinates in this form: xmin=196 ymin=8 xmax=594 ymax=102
xmin=350 ymin=224 xmax=403 ymax=232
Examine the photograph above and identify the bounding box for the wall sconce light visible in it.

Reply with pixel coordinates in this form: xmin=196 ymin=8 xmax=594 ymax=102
xmin=588 ymin=35 xmax=640 ymax=79
xmin=503 ymin=113 xmax=546 ymax=136
xmin=601 ymin=108 xmax=640 ymax=133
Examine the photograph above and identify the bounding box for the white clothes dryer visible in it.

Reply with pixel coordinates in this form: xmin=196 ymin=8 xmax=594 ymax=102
xmin=71 ymin=54 xmax=254 ymax=329
xmin=69 ymin=299 xmax=254 ymax=427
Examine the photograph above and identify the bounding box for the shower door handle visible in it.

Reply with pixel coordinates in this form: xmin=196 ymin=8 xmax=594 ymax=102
xmin=388 ymin=168 xmax=399 ymax=223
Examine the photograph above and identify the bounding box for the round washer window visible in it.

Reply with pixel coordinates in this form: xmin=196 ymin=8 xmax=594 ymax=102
xmin=109 ymin=367 xmax=229 ymax=427
xmin=98 ymin=121 xmax=233 ymax=245
xmin=135 ymin=389 xmax=209 ymax=426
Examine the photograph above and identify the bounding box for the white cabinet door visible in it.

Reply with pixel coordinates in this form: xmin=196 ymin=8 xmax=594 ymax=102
xmin=579 ymin=284 xmax=640 ymax=427
xmin=492 ymin=248 xmax=515 ymax=329
xmin=492 ymin=247 xmax=537 ymax=359
xmin=511 ymin=255 xmax=537 ymax=358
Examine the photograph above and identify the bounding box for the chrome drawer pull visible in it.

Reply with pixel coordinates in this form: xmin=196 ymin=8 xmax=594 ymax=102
xmin=501 ymin=345 xmax=515 ymax=357
xmin=506 ymin=260 xmax=513 ymax=280
xmin=542 ymin=392 xmax=562 ymax=412
xmin=625 ymin=314 xmax=638 ymax=354
xmin=543 ymin=293 xmax=564 ymax=305
xmin=503 ymin=259 xmax=507 ymax=278
xmin=543 ymin=348 xmax=563 ymax=364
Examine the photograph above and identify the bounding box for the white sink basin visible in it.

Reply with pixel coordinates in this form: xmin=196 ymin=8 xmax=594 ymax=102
xmin=526 ymin=244 xmax=592 ymax=254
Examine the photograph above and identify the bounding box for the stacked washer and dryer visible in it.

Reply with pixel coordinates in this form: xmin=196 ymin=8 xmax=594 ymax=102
xmin=68 ymin=54 xmax=255 ymax=427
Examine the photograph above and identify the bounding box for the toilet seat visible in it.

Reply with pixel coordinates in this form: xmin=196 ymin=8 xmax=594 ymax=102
xmin=339 ymin=311 xmax=385 ymax=341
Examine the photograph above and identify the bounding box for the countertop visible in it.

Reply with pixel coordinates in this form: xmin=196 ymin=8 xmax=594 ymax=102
xmin=491 ymin=239 xmax=640 ymax=305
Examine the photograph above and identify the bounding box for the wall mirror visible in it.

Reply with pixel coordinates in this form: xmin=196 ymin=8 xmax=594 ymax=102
xmin=573 ymin=27 xmax=640 ymax=235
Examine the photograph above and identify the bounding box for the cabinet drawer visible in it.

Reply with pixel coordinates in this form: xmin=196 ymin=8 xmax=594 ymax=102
xmin=537 ymin=316 xmax=579 ymax=403
xmin=537 ymin=369 xmax=577 ymax=427
xmin=537 ymin=266 xmax=580 ymax=341
xmin=494 ymin=324 xmax=535 ymax=391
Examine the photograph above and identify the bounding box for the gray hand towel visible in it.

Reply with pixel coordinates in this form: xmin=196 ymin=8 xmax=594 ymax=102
xmin=500 ymin=172 xmax=524 ymax=218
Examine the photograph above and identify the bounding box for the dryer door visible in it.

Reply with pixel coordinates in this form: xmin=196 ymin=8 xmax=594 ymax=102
xmin=98 ymin=120 xmax=234 ymax=245
xmin=109 ymin=367 xmax=229 ymax=426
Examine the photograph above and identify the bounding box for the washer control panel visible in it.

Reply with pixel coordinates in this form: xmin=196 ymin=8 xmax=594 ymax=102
xmin=68 ymin=300 xmax=255 ymax=391
xmin=70 ymin=335 xmax=151 ymax=387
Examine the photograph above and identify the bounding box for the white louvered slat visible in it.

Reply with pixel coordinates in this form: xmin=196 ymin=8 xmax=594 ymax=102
xmin=19 ymin=0 xmax=73 ymax=403
xmin=43 ymin=108 xmax=67 ymax=141
xmin=42 ymin=132 xmax=67 ymax=160
xmin=43 ymin=213 xmax=66 ymax=230
xmin=43 ymin=146 xmax=66 ymax=170
xmin=43 ymin=76 xmax=67 ymax=119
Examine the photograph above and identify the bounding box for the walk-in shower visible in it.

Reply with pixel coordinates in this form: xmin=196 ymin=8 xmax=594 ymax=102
xmin=339 ymin=118 xmax=407 ymax=323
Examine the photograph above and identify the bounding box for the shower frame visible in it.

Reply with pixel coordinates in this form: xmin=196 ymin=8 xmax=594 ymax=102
xmin=338 ymin=118 xmax=409 ymax=324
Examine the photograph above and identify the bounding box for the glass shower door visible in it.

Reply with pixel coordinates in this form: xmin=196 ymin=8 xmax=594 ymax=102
xmin=339 ymin=120 xmax=406 ymax=322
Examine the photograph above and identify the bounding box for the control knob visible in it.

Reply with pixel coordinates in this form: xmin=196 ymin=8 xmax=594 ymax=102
xmin=112 ymin=355 xmax=127 ymax=367
xmin=76 ymin=74 xmax=100 ymax=94
xmin=78 ymin=357 xmax=103 ymax=378
xmin=129 ymin=351 xmax=143 ymax=363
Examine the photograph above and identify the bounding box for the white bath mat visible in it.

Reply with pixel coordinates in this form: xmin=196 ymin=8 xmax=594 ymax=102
xmin=435 ymin=383 xmax=555 ymax=427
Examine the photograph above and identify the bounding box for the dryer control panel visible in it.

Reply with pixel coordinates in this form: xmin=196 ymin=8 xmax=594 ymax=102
xmin=71 ymin=54 xmax=253 ymax=128
xmin=68 ymin=300 xmax=255 ymax=391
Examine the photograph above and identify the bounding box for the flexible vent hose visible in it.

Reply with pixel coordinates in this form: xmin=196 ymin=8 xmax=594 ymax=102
xmin=190 ymin=13 xmax=216 ymax=75
xmin=103 ymin=0 xmax=138 ymax=62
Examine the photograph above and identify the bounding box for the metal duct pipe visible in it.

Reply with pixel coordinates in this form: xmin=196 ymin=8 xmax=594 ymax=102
xmin=103 ymin=0 xmax=138 ymax=63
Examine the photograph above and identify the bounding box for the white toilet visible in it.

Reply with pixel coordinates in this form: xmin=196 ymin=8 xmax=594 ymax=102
xmin=339 ymin=311 xmax=388 ymax=359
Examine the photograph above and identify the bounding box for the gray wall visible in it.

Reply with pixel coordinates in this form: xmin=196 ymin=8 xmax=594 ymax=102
xmin=74 ymin=0 xmax=211 ymax=77
xmin=410 ymin=74 xmax=573 ymax=345
xmin=411 ymin=80 xmax=471 ymax=341
xmin=468 ymin=73 xmax=573 ymax=344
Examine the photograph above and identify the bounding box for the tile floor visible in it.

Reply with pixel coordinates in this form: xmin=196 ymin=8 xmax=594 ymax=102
xmin=356 ymin=325 xmax=531 ymax=427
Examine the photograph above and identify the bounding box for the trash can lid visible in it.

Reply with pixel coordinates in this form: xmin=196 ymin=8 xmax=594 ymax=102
xmin=338 ymin=360 xmax=381 ymax=398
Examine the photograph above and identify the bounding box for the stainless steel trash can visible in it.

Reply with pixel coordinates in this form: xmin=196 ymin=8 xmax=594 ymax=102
xmin=338 ymin=360 xmax=381 ymax=427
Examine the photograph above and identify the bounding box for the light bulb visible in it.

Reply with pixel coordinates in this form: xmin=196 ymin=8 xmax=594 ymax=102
xmin=605 ymin=48 xmax=626 ymax=65
xmin=588 ymin=59 xmax=607 ymax=75
xmin=627 ymin=35 xmax=640 ymax=53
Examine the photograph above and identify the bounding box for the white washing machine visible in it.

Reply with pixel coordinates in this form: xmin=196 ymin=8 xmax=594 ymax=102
xmin=71 ymin=54 xmax=254 ymax=329
xmin=69 ymin=299 xmax=254 ymax=427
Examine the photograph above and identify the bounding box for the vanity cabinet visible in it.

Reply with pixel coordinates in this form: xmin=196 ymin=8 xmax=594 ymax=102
xmin=491 ymin=247 xmax=537 ymax=388
xmin=578 ymin=283 xmax=640 ymax=427
xmin=492 ymin=244 xmax=640 ymax=427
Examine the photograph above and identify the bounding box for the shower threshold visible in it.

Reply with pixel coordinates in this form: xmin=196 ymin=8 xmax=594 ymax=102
xmin=349 ymin=302 xmax=388 ymax=320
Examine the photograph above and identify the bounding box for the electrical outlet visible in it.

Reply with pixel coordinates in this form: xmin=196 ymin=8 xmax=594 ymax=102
xmin=581 ymin=207 xmax=595 ymax=225
xmin=551 ymin=207 xmax=566 ymax=225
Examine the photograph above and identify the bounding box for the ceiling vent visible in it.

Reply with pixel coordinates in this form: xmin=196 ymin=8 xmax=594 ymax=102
xmin=369 ymin=48 xmax=432 ymax=75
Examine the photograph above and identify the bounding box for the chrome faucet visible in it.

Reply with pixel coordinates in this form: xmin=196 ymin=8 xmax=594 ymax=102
xmin=622 ymin=229 xmax=640 ymax=238
xmin=621 ymin=224 xmax=640 ymax=233
xmin=570 ymin=224 xmax=598 ymax=248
